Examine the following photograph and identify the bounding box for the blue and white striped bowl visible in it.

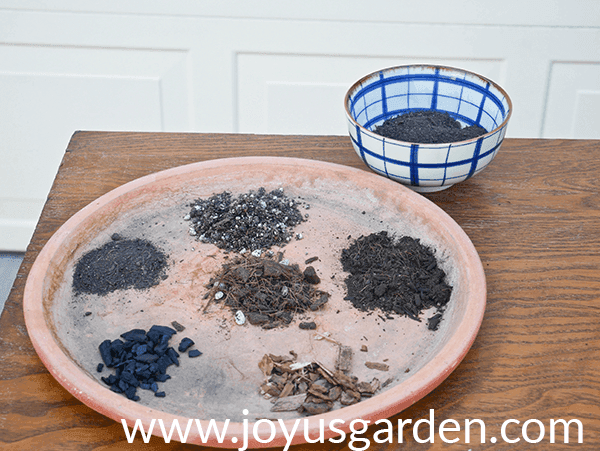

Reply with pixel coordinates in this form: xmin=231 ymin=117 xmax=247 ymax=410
xmin=344 ymin=65 xmax=512 ymax=192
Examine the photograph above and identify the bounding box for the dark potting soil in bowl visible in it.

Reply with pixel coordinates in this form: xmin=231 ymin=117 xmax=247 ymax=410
xmin=72 ymin=236 xmax=169 ymax=295
xmin=341 ymin=231 xmax=452 ymax=330
xmin=374 ymin=110 xmax=487 ymax=144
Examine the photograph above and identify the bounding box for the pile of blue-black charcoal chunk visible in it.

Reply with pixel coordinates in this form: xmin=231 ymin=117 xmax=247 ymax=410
xmin=97 ymin=324 xmax=201 ymax=401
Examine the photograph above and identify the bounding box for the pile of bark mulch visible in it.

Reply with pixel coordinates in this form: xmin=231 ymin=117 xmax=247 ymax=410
xmin=258 ymin=350 xmax=392 ymax=415
xmin=72 ymin=235 xmax=169 ymax=296
xmin=186 ymin=187 xmax=307 ymax=252
xmin=341 ymin=231 xmax=452 ymax=331
xmin=374 ymin=110 xmax=487 ymax=144
xmin=204 ymin=254 xmax=329 ymax=329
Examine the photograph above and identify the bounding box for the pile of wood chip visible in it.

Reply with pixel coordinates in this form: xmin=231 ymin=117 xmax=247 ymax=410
xmin=258 ymin=349 xmax=392 ymax=415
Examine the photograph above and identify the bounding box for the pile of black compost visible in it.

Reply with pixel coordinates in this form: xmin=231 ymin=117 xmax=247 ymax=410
xmin=340 ymin=231 xmax=452 ymax=330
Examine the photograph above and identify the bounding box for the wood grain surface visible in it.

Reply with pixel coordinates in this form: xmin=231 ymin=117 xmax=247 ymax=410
xmin=1 ymin=132 xmax=598 ymax=450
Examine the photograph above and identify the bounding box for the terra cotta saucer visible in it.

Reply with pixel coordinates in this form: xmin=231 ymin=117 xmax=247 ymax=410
xmin=23 ymin=156 xmax=486 ymax=448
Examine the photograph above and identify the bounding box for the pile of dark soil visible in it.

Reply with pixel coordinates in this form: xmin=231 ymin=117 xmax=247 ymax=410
xmin=97 ymin=324 xmax=202 ymax=401
xmin=187 ymin=187 xmax=306 ymax=252
xmin=205 ymin=254 xmax=328 ymax=329
xmin=374 ymin=110 xmax=487 ymax=144
xmin=259 ymin=351 xmax=389 ymax=415
xmin=72 ymin=236 xmax=169 ymax=295
xmin=341 ymin=231 xmax=452 ymax=330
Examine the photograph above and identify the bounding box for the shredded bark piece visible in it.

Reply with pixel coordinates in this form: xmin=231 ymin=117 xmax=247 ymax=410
xmin=271 ymin=394 xmax=307 ymax=412
xmin=365 ymin=361 xmax=390 ymax=372
xmin=336 ymin=346 xmax=353 ymax=373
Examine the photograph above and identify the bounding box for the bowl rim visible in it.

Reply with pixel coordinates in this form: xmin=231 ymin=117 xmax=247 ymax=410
xmin=344 ymin=64 xmax=513 ymax=147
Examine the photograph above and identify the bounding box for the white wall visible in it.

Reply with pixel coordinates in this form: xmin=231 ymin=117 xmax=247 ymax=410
xmin=1 ymin=1 xmax=599 ymax=251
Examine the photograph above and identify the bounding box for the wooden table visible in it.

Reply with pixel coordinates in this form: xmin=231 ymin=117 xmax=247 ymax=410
xmin=1 ymin=132 xmax=599 ymax=450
